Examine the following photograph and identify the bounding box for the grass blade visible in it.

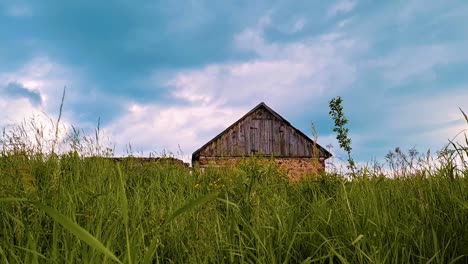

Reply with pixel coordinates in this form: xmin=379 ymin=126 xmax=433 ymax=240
xmin=352 ymin=234 xmax=364 ymax=245
xmin=164 ymin=191 xmax=220 ymax=225
xmin=0 ymin=198 xmax=28 ymax=203
xmin=117 ymin=164 xmax=132 ymax=264
xmin=0 ymin=245 xmax=9 ymax=264
xmin=13 ymin=246 xmax=47 ymax=261
xmin=460 ymin=107 xmax=468 ymax=124
xmin=34 ymin=203 xmax=122 ymax=264
xmin=142 ymin=236 xmax=161 ymax=264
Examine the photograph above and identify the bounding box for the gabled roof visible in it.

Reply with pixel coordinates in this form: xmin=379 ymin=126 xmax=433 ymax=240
xmin=192 ymin=102 xmax=332 ymax=161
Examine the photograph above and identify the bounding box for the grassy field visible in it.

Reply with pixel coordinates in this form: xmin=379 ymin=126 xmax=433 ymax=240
xmin=0 ymin=152 xmax=467 ymax=263
xmin=0 ymin=115 xmax=467 ymax=263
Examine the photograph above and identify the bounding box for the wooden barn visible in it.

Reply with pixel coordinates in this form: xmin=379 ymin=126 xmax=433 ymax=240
xmin=192 ymin=102 xmax=332 ymax=180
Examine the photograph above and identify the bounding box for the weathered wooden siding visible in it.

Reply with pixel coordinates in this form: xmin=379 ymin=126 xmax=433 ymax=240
xmin=199 ymin=107 xmax=318 ymax=157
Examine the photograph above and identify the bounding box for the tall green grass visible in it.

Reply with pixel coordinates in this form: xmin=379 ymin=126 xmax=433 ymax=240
xmin=0 ymin=110 xmax=467 ymax=263
xmin=0 ymin=153 xmax=467 ymax=263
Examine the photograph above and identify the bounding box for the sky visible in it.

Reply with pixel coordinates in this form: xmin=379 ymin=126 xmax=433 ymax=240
xmin=1 ymin=0 xmax=467 ymax=164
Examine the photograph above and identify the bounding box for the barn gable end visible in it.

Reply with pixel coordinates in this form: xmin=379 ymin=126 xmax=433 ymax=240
xmin=192 ymin=102 xmax=332 ymax=179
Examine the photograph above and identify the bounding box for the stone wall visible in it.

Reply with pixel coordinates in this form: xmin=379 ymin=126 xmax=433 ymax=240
xmin=275 ymin=158 xmax=325 ymax=181
xmin=197 ymin=156 xmax=325 ymax=181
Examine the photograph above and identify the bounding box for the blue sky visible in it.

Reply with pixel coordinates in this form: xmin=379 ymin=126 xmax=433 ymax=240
xmin=1 ymin=0 xmax=467 ymax=164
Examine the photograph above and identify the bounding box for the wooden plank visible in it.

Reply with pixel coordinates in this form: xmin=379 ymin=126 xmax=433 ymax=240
xmin=268 ymin=120 xmax=272 ymax=154
xmin=297 ymin=133 xmax=300 ymax=156
xmin=228 ymin=130 xmax=232 ymax=155
xmin=244 ymin=119 xmax=250 ymax=155
xmin=296 ymin=132 xmax=300 ymax=156
xmin=265 ymin=119 xmax=272 ymax=154
xmin=297 ymin=136 xmax=303 ymax=156
xmin=239 ymin=123 xmax=245 ymax=155
xmin=303 ymin=136 xmax=308 ymax=156
xmin=279 ymin=123 xmax=284 ymax=156
xmin=250 ymin=119 xmax=259 ymax=154
xmin=250 ymin=127 xmax=255 ymax=154
xmin=209 ymin=141 xmax=214 ymax=156
xmin=273 ymin=120 xmax=280 ymax=155
xmin=282 ymin=124 xmax=287 ymax=156
xmin=224 ymin=131 xmax=229 ymax=156
xmin=290 ymin=130 xmax=296 ymax=156
xmin=231 ymin=129 xmax=237 ymax=155
xmin=260 ymin=120 xmax=266 ymax=154
xmin=266 ymin=120 xmax=269 ymax=154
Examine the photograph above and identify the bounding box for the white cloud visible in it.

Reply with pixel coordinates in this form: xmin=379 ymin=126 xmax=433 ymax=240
xmin=2 ymin=14 xmax=356 ymax=161
xmin=102 ymin=102 xmax=247 ymax=161
xmin=0 ymin=57 xmax=75 ymax=109
xmin=118 ymin=13 xmax=362 ymax=160
xmin=234 ymin=13 xmax=277 ymax=57
xmin=328 ymin=0 xmax=356 ymax=17
xmin=168 ymin=60 xmax=322 ymax=107
xmin=0 ymin=57 xmax=78 ymax=151
xmin=0 ymin=95 xmax=72 ymax=155
xmin=172 ymin=18 xmax=360 ymax=108
xmin=0 ymin=97 xmax=41 ymax=126
xmin=369 ymin=44 xmax=468 ymax=84
xmin=378 ymin=89 xmax=468 ymax=152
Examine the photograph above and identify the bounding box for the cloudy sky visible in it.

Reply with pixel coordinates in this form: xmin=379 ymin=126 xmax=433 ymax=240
xmin=1 ymin=0 xmax=467 ymax=163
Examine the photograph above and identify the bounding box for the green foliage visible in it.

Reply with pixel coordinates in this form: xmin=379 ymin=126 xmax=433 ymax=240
xmin=0 ymin=154 xmax=467 ymax=263
xmin=34 ymin=202 xmax=122 ymax=264
xmin=329 ymin=96 xmax=355 ymax=172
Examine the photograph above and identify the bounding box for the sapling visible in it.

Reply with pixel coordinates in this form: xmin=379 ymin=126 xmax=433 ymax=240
xmin=329 ymin=96 xmax=355 ymax=173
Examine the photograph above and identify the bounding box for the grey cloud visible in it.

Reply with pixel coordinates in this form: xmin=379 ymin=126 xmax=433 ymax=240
xmin=3 ymin=82 xmax=42 ymax=106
